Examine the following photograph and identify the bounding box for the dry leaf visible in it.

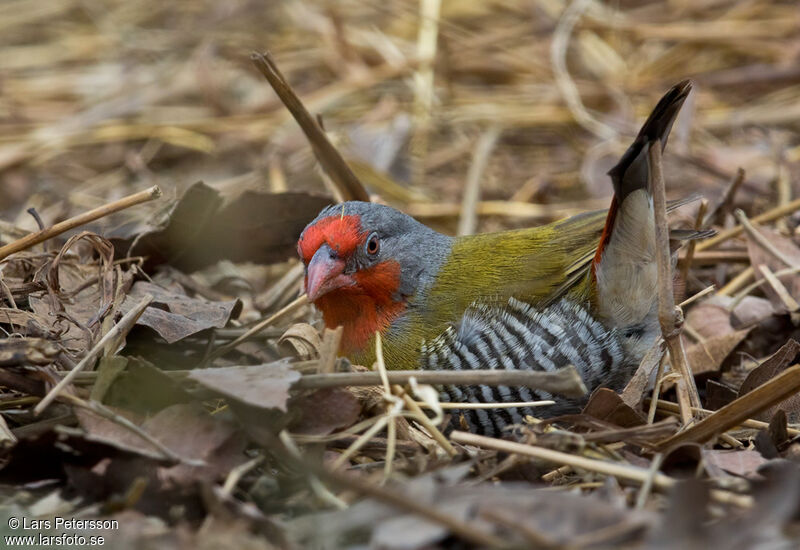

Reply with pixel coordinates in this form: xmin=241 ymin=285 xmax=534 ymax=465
xmin=703 ymin=449 xmax=767 ymax=478
xmin=119 ymin=280 xmax=241 ymax=343
xmin=684 ymin=297 xmax=736 ymax=339
xmin=186 ymin=360 xmax=301 ymax=412
xmin=582 ymin=388 xmax=646 ymax=427
xmin=124 ymin=182 xmax=332 ymax=272
xmin=745 ymin=225 xmax=800 ymax=312
xmin=289 ymin=388 xmax=362 ymax=435
xmin=739 ymin=339 xmax=800 ymax=421
xmin=685 ymin=329 xmax=750 ymax=376
xmin=0 ymin=337 xmax=59 ymax=366
xmin=278 ymin=323 xmax=322 ymax=360
xmin=620 ymin=342 xmax=664 ymax=409
xmin=731 ymin=296 xmax=778 ymax=328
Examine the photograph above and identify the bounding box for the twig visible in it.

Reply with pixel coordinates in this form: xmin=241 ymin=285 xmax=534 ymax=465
xmin=62 ymin=393 xmax=201 ymax=465
xmin=417 ymin=400 xmax=556 ymax=410
xmin=222 ymin=455 xmax=264 ymax=496
xmin=206 ymin=294 xmax=309 ymax=363
xmin=717 ymin=266 xmax=754 ymax=296
xmin=250 ymin=52 xmax=369 ymax=202
xmin=294 ymin=366 xmax=587 ymax=397
xmin=655 ymin=365 xmax=800 ymax=449
xmin=398 ymin=386 xmax=457 ymax=457
xmin=734 ymin=209 xmax=799 ymax=268
xmin=696 ymin=196 xmax=800 ymax=251
xmin=704 ymin=167 xmax=745 ymax=227
xmin=373 ymin=332 xmax=399 ymax=481
xmin=406 ymin=199 xmax=603 ymax=220
xmin=652 ymin=399 xmax=800 ymax=437
xmin=450 ymin=431 xmax=752 ymax=508
xmin=730 ymin=265 xmax=800 ymax=308
xmin=0 ymin=185 xmax=162 ymax=262
xmin=635 ymin=452 xmax=663 ymax=509
xmin=458 ymin=125 xmax=501 ymax=236
xmin=639 ymin=342 xmax=666 ymax=425
xmin=679 ymin=199 xmax=707 ymax=289
xmin=309 ymin=458 xmax=507 ymax=548
xmin=649 ymin=141 xmax=702 ymax=420
xmin=678 ymin=285 xmax=715 ymax=308
xmin=34 ymin=294 xmax=153 ymax=416
xmin=678 ymin=250 xmax=750 ymax=265
xmin=410 ymin=0 xmax=442 ymax=186
xmin=279 ymin=430 xmax=347 ymax=510
xmin=758 ymin=264 xmax=799 ymax=311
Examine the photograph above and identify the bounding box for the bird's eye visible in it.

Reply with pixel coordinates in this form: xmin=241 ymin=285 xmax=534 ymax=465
xmin=365 ymin=233 xmax=380 ymax=256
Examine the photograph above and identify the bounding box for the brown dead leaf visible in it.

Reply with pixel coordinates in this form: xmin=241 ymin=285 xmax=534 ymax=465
xmin=77 ymin=403 xmax=248 ymax=484
xmin=705 ymin=379 xmax=738 ymax=410
xmin=186 ymin=360 xmax=301 ymax=412
xmin=278 ymin=323 xmax=322 ymax=360
xmin=685 ymin=329 xmax=750 ymax=376
xmin=0 ymin=308 xmax=53 ymax=337
xmin=101 ymin=357 xmax=194 ymax=414
xmin=119 ymin=281 xmax=241 ymax=343
xmin=289 ymin=388 xmax=362 ymax=435
xmin=684 ymin=297 xmax=735 ymax=339
xmin=745 ymin=224 xmax=800 ymax=312
xmin=739 ymin=339 xmax=800 ymax=421
xmin=582 ymin=388 xmax=646 ymax=427
xmin=620 ymin=342 xmax=664 ymax=409
xmin=731 ymin=296 xmax=778 ymax=328
xmin=124 ymin=182 xmax=333 ymax=272
xmin=0 ymin=337 xmax=59 ymax=366
xmin=703 ymin=449 xmax=767 ymax=478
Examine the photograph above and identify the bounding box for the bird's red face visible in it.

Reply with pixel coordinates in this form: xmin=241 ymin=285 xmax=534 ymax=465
xmin=298 ymin=214 xmax=361 ymax=301
xmin=297 ymin=210 xmax=405 ymax=355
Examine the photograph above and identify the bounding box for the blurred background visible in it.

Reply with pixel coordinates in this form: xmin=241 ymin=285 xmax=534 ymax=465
xmin=2 ymin=0 xmax=799 ymax=240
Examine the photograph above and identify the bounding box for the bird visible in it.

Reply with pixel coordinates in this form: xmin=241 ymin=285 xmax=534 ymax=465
xmin=296 ymin=80 xmax=707 ymax=435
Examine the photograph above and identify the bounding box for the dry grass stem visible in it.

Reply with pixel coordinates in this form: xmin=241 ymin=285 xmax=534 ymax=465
xmin=656 ymin=365 xmax=800 ymax=449
xmin=294 ymin=366 xmax=587 ymax=396
xmin=418 ymin=400 xmax=556 ymax=410
xmin=697 ymin=197 xmax=800 ymax=251
xmin=679 ymin=199 xmax=708 ymax=287
xmin=397 ymin=386 xmax=457 ymax=457
xmin=34 ymin=293 xmax=154 ymax=416
xmin=649 ymin=135 xmax=702 ymax=420
xmin=457 ymin=125 xmax=501 ymax=236
xmin=250 ymin=52 xmax=369 ymax=202
xmin=0 ymin=186 xmax=161 ymax=262
xmin=734 ymin=209 xmax=800 ymax=268
xmin=207 ymin=293 xmax=309 ymax=363
xmin=450 ymin=431 xmax=752 ymax=508
xmin=653 ymin=399 xmax=800 ymax=437
xmin=313 ymin=459 xmax=507 ymax=548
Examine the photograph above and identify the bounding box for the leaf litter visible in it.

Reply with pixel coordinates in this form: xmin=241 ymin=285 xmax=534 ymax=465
xmin=2 ymin=1 xmax=800 ymax=548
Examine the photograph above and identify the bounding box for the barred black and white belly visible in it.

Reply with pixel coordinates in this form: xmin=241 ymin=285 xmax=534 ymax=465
xmin=419 ymin=297 xmax=639 ymax=437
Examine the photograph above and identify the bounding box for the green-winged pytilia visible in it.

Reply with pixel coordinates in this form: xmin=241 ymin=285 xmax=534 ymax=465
xmin=296 ymin=81 xmax=709 ymax=435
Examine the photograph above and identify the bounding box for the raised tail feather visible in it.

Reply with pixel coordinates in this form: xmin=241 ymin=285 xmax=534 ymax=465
xmin=593 ymin=81 xmax=694 ymax=333
xmin=608 ymin=80 xmax=692 ymax=202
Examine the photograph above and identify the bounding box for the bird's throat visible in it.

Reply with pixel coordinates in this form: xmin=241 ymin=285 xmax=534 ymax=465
xmin=315 ymin=292 xmax=406 ymax=357
xmin=312 ymin=259 xmax=406 ymax=358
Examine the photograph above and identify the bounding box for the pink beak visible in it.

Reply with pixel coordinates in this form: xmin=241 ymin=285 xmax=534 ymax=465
xmin=305 ymin=244 xmax=354 ymax=301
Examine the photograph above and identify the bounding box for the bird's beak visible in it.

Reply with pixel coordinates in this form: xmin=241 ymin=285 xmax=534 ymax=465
xmin=305 ymin=244 xmax=354 ymax=301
